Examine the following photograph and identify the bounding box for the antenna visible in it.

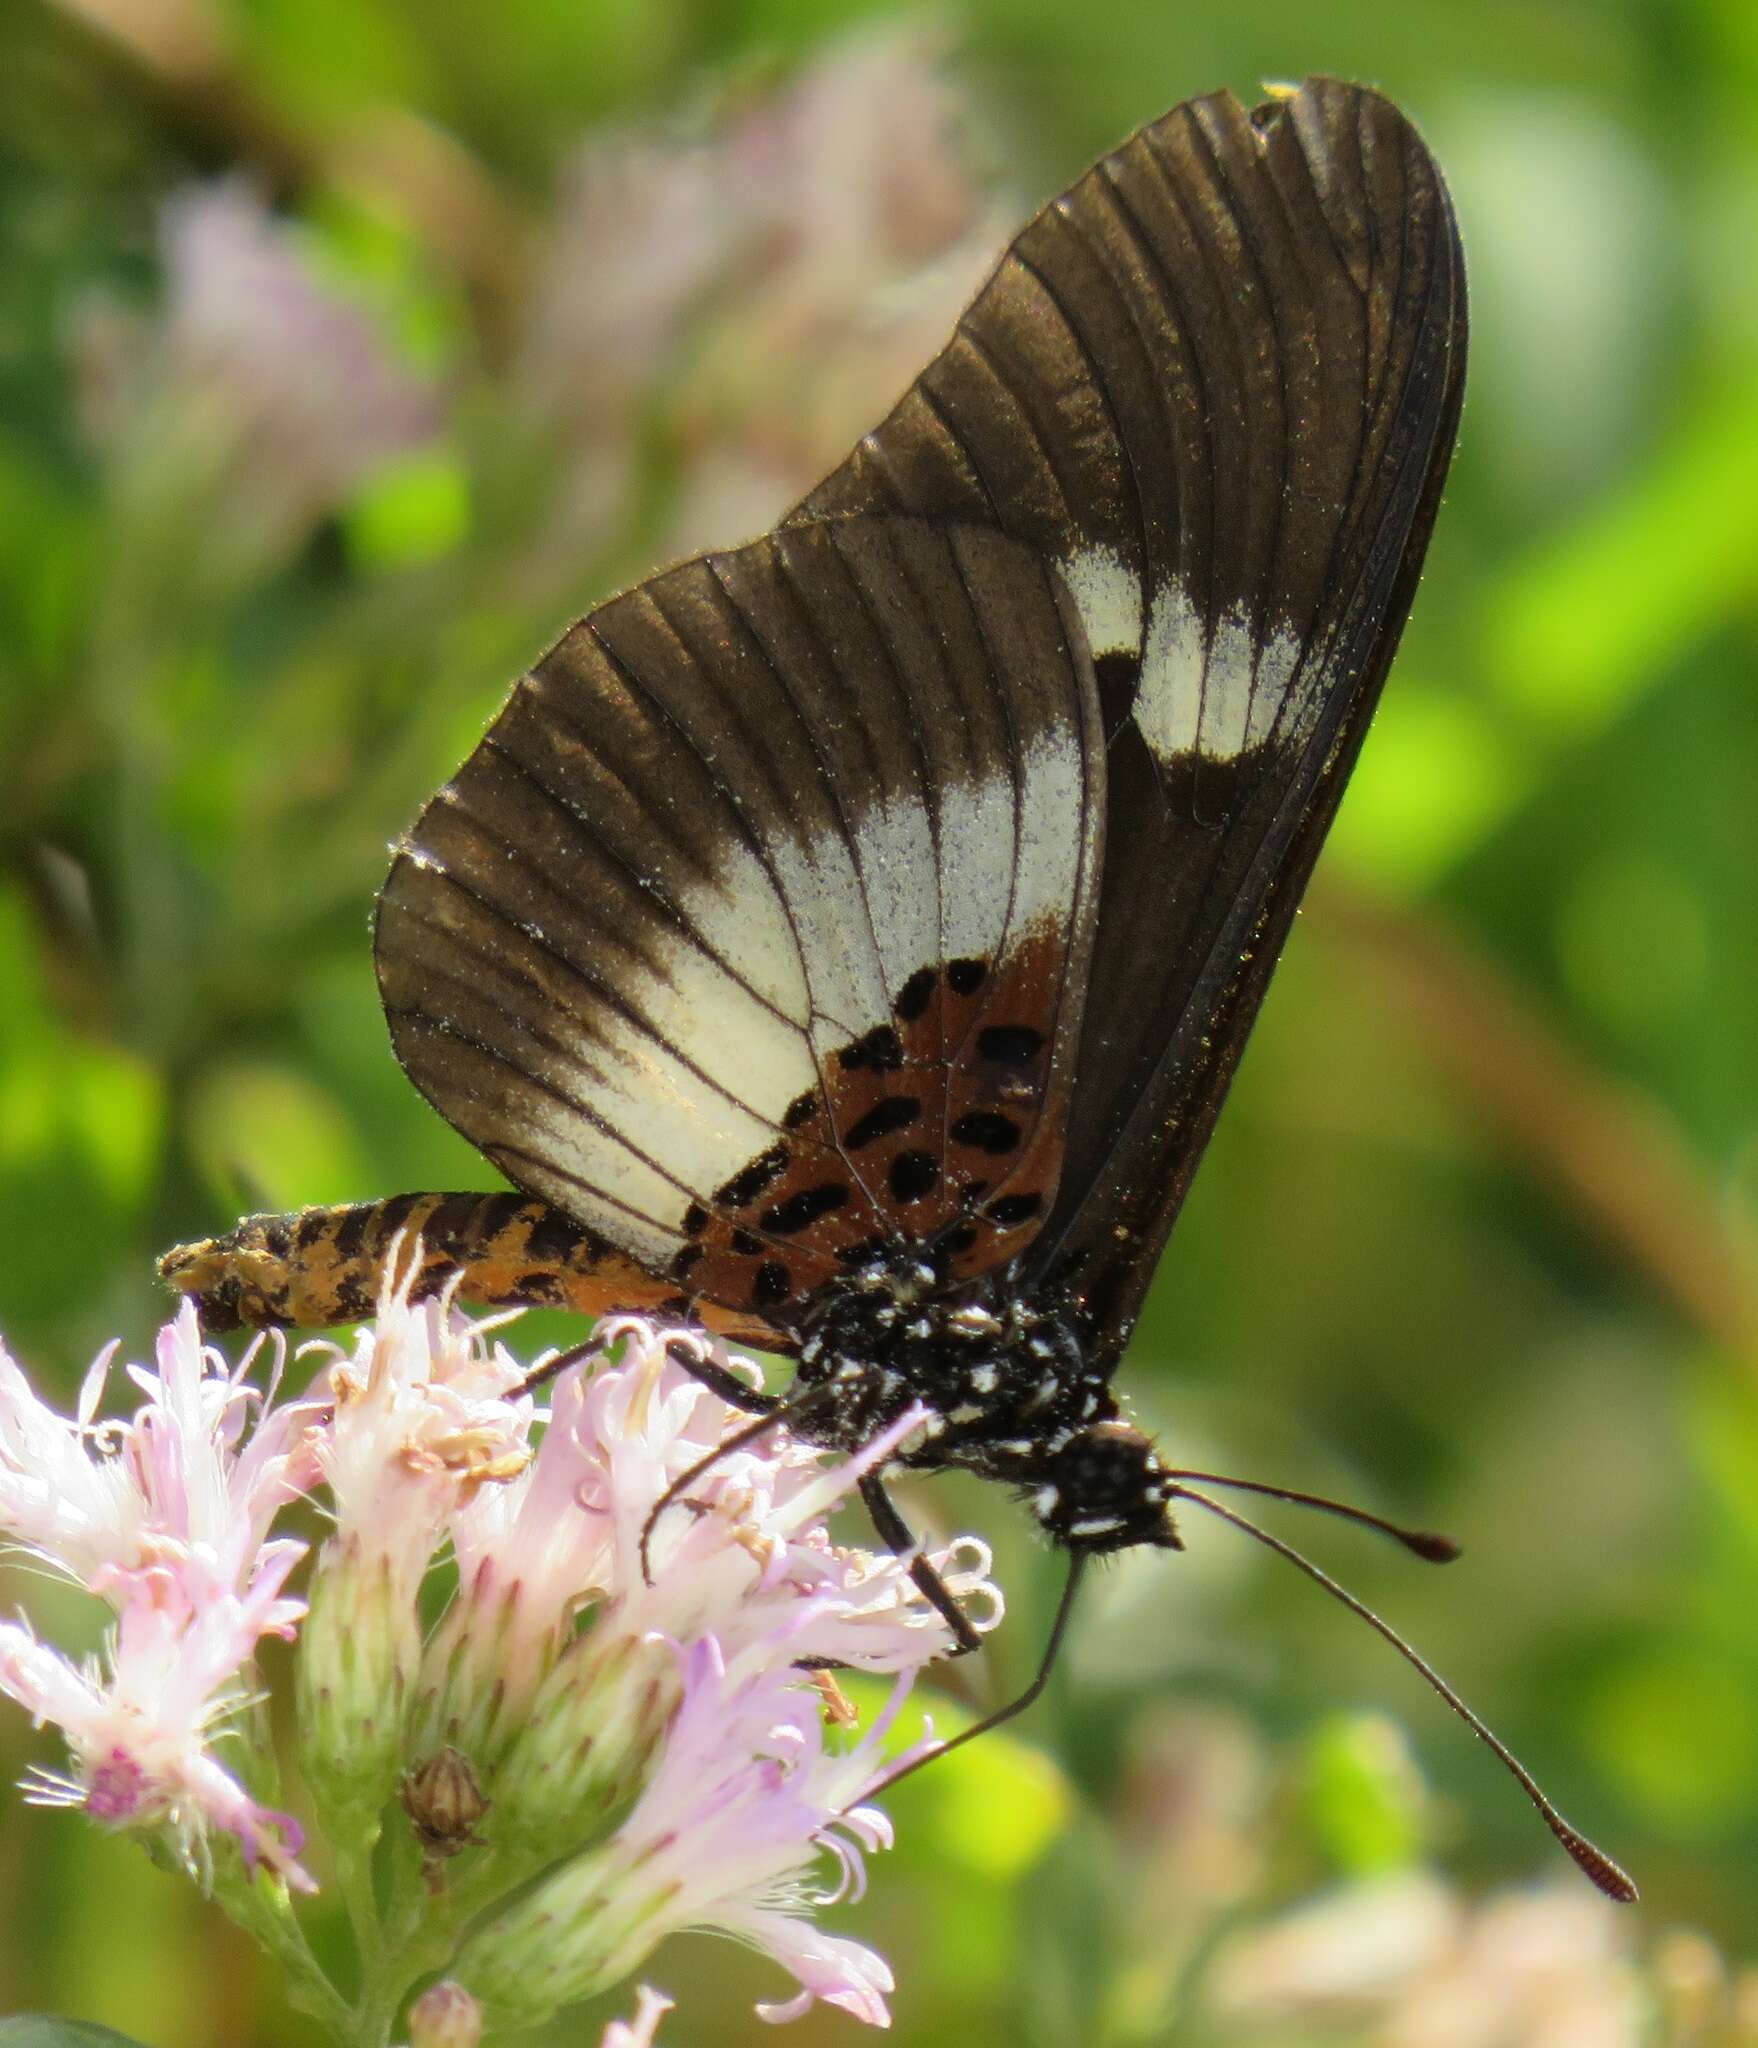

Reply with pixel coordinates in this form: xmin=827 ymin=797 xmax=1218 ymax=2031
xmin=1162 ymin=1468 xmax=1462 ymax=1562
xmin=1170 ymin=1483 xmax=1638 ymax=1903
xmin=859 ymin=1553 xmax=1090 ymax=1802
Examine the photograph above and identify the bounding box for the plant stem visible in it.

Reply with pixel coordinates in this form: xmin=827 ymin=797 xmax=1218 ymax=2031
xmin=213 ymin=1869 xmax=356 ymax=2042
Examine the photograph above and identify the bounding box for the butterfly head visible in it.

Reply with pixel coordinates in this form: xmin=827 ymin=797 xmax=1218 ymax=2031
xmin=1028 ymin=1418 xmax=1184 ymax=1556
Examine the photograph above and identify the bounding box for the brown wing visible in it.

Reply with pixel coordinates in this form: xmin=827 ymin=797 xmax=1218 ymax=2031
xmin=790 ymin=77 xmax=1468 ymax=1359
xmin=374 ymin=516 xmax=1105 ymax=1327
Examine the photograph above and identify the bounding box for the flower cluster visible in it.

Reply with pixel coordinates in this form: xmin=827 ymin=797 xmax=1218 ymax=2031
xmin=513 ymin=23 xmax=1012 ymax=574
xmin=73 ymin=181 xmax=439 ymax=589
xmin=0 ymin=1311 xmax=316 ymax=1885
xmin=0 ymin=1266 xmax=1000 ymax=2044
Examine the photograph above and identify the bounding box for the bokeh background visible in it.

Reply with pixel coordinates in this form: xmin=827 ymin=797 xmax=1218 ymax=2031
xmin=2 ymin=0 xmax=1756 ymax=2040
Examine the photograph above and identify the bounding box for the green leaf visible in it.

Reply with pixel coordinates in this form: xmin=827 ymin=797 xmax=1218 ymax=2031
xmin=1299 ymin=1713 xmax=1426 ymax=1877
xmin=345 ymin=446 xmax=472 ymax=571
xmin=838 ymin=1673 xmax=1073 ymax=1879
xmin=0 ymin=2021 xmax=157 ymax=2048
xmin=1327 ymin=677 xmax=1530 ymax=889
xmin=1485 ymin=370 xmax=1758 ymax=734
xmin=184 ymin=1061 xmax=372 ymax=1215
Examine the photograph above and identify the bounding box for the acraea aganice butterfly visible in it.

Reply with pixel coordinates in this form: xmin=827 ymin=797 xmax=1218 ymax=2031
xmin=162 ymin=76 xmax=1636 ymax=1898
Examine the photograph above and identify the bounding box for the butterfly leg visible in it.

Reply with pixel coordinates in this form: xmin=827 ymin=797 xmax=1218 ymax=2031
xmin=639 ymin=1382 xmax=835 ymax=1585
xmin=659 ymin=1337 xmax=781 ymax=1418
xmin=858 ymin=1471 xmax=984 ymax=1657
xmin=859 ymin=1552 xmax=1089 ymax=1800
xmin=510 ymin=1322 xmax=786 ymax=1407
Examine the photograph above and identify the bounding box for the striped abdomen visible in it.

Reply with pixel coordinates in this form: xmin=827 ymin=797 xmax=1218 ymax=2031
xmin=158 ymin=1189 xmax=788 ymax=1346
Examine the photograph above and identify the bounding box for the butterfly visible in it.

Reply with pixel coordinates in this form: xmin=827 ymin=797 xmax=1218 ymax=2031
xmin=160 ymin=76 xmax=1634 ymax=1897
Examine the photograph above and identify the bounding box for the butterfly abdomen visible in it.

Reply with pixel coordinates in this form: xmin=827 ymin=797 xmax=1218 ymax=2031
xmin=157 ymin=1190 xmax=779 ymax=1343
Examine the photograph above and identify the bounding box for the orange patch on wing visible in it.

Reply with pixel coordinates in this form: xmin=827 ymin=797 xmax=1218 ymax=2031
xmin=681 ymin=928 xmax=1072 ymax=1317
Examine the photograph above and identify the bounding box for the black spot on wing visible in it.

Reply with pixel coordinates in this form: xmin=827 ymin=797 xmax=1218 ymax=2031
xmin=715 ymin=1142 xmax=790 ymax=1210
xmin=760 ymin=1182 xmax=851 ymax=1235
xmin=977 ymin=1024 xmax=1044 ymax=1065
xmin=669 ymin=1243 xmax=703 ymax=1283
xmin=950 ymin=1110 xmax=1022 ymax=1155
xmin=753 ymin=1260 xmax=792 ymax=1307
xmin=838 ymin=1024 xmax=905 ymax=1075
xmin=894 ymin=967 xmax=937 ymax=1021
xmin=843 ymin=1096 xmax=922 ymax=1149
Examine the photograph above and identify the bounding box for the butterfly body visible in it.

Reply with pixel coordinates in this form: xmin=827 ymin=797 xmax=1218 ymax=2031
xmin=788 ymin=1245 xmax=1180 ymax=1553
xmin=158 ymin=81 xmax=1657 ymax=1900
xmin=164 ymin=73 xmax=1467 ymax=1563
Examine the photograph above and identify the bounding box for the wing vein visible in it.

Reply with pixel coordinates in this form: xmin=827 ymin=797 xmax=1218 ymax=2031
xmin=473 ymin=733 xmax=801 ymax=1031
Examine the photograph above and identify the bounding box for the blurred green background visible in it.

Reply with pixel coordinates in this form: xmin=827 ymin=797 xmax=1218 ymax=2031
xmin=1 ymin=0 xmax=1755 ymax=2040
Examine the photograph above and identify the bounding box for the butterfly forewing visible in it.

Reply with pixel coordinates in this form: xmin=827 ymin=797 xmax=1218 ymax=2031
xmin=375 ymin=516 xmax=1105 ymax=1327
xmin=792 ymin=78 xmax=1468 ymax=1356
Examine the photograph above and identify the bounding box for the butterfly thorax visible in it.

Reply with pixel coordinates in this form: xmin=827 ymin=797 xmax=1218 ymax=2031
xmin=789 ymin=1248 xmax=1182 ymax=1556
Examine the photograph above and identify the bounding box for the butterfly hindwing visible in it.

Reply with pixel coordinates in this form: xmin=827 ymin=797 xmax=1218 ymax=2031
xmin=792 ymin=77 xmax=1468 ymax=1358
xmin=374 ymin=516 xmax=1105 ymax=1327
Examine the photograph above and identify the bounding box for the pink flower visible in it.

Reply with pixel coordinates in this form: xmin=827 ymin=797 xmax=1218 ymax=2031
xmin=455 ymin=1625 xmax=915 ymax=2026
xmin=448 ymin=1325 xmax=987 ymax=2030
xmin=0 ymin=1304 xmax=312 ymax=1604
xmin=605 ymin=1633 xmax=913 ymax=2027
xmin=72 ymin=181 xmax=439 ymax=584
xmin=553 ymin=1319 xmax=999 ymax=1671
xmin=658 ymin=25 xmax=1009 ymax=555
xmin=303 ymin=1259 xmax=533 ymax=1588
xmin=512 ymin=26 xmax=1010 ymax=578
xmin=295 ymin=1254 xmax=537 ymax=1821
xmin=0 ymin=1305 xmax=316 ymax=1885
xmin=599 ymin=1986 xmax=673 ymax=2048
xmin=0 ymin=1276 xmax=1001 ymax=2031
xmin=434 ymin=1320 xmax=997 ymax=1858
